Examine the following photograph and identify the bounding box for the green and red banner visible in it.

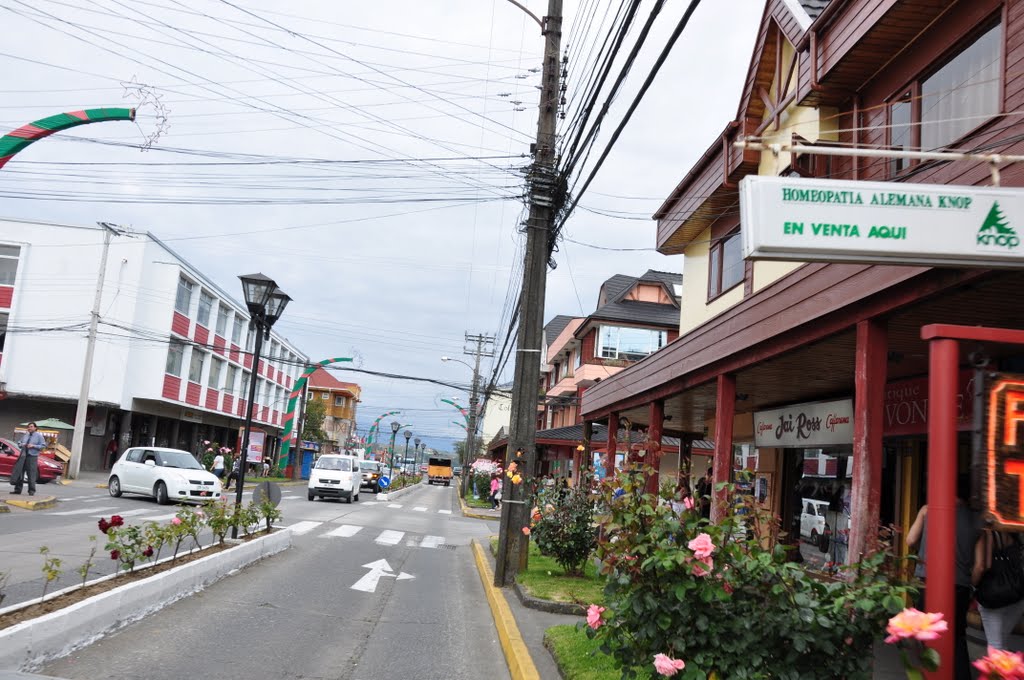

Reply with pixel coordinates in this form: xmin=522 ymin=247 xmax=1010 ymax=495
xmin=0 ymin=108 xmax=135 ymax=169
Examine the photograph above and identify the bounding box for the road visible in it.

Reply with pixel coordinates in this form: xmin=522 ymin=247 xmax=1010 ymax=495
xmin=5 ymin=479 xmax=509 ymax=680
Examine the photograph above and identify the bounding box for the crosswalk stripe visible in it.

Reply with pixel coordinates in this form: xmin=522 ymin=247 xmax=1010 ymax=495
xmin=92 ymin=508 xmax=153 ymax=519
xmin=52 ymin=506 xmax=118 ymax=516
xmin=84 ymin=497 xmax=114 ymax=503
xmin=387 ymin=504 xmax=402 ymax=509
xmin=413 ymin=507 xmax=427 ymax=512
xmin=438 ymin=510 xmax=452 ymax=515
xmin=375 ymin=530 xmax=404 ymax=546
xmin=420 ymin=535 xmax=445 ymax=549
xmin=323 ymin=525 xmax=363 ymax=538
xmin=288 ymin=521 xmax=322 ymax=536
xmin=145 ymin=513 xmax=179 ymax=522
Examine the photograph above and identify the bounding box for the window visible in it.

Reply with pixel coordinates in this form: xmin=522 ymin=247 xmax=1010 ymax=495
xmin=175 ymin=276 xmax=194 ymax=315
xmin=245 ymin=327 xmax=254 ymax=351
xmin=335 ymin=395 xmax=344 ymax=407
xmin=166 ymin=339 xmax=185 ymax=376
xmin=307 ymin=391 xmax=313 ymax=402
xmin=322 ymin=392 xmax=329 ymax=400
xmin=597 ymin=326 xmax=668 ymax=361
xmin=188 ymin=349 xmax=206 ymax=383
xmin=559 ymin=361 xmax=569 ymax=379
xmin=263 ymin=380 xmax=272 ymax=407
xmin=0 ymin=312 xmax=7 ymax=353
xmin=240 ymin=373 xmax=250 ymax=399
xmin=574 ymin=349 xmax=581 ymax=370
xmin=208 ymin=358 xmax=224 ymax=389
xmin=889 ymin=92 xmax=913 ymax=175
xmin=197 ymin=291 xmax=214 ymax=327
xmin=708 ymin=231 xmax=743 ymax=299
xmin=225 ymin=365 xmax=238 ymax=394
xmin=126 ymin=449 xmax=144 ymax=463
xmin=231 ymin=316 xmax=244 ymax=344
xmin=0 ymin=244 xmax=20 ymax=285
xmin=215 ymin=305 xmax=230 ymax=336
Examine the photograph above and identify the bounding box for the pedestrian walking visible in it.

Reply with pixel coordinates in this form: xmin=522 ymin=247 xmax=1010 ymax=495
xmin=11 ymin=422 xmax=46 ymax=496
xmin=209 ymin=451 xmax=226 ymax=480
xmin=224 ymin=457 xmax=240 ymax=490
xmin=972 ymin=529 xmax=1024 ymax=650
xmin=104 ymin=436 xmax=119 ymax=470
xmin=489 ymin=473 xmax=501 ymax=509
xmin=262 ymin=459 xmax=270 ymax=477
xmin=695 ymin=466 xmax=713 ymax=519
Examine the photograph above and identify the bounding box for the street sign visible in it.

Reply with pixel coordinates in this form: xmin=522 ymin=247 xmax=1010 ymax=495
xmin=739 ymin=176 xmax=1024 ymax=268
xmin=983 ymin=372 xmax=1024 ymax=530
xmin=251 ymin=481 xmax=282 ymax=507
xmin=378 ymin=476 xmax=391 ymax=489
xmin=350 ymin=559 xmax=414 ymax=593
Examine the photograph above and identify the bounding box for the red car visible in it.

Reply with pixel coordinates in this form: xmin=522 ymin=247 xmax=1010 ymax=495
xmin=0 ymin=438 xmax=64 ymax=483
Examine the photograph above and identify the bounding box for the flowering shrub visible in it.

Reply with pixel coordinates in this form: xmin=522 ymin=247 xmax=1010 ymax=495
xmin=884 ymin=608 xmax=946 ymax=677
xmin=530 ymin=482 xmax=597 ymax=576
xmin=974 ymin=647 xmax=1024 ymax=679
xmin=204 ymin=499 xmax=234 ymax=545
xmin=585 ymin=467 xmax=915 ymax=679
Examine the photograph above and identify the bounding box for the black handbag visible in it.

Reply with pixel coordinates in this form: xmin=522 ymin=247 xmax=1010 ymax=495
xmin=976 ymin=532 xmax=1024 ymax=609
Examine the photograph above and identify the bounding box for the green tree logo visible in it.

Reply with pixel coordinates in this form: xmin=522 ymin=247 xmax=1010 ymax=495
xmin=977 ymin=202 xmax=1021 ymax=249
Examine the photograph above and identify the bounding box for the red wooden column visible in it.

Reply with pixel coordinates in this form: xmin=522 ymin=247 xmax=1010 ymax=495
xmin=924 ymin=337 xmax=959 ymax=680
xmin=711 ymin=374 xmax=735 ymax=522
xmin=645 ymin=399 xmax=665 ymax=496
xmin=849 ymin=319 xmax=886 ymax=562
xmin=606 ymin=412 xmax=619 ymax=480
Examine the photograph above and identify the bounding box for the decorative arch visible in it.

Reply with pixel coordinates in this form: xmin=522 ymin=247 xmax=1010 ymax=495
xmin=0 ymin=108 xmax=135 ymax=169
xmin=278 ymin=357 xmax=352 ymax=469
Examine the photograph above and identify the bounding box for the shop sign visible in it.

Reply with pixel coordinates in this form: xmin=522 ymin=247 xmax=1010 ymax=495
xmin=739 ymin=176 xmax=1024 ymax=268
xmin=983 ymin=373 xmax=1024 ymax=530
xmin=754 ymin=399 xmax=854 ymax=448
xmin=246 ymin=430 xmax=265 ymax=463
xmin=884 ymin=371 xmax=976 ymax=436
xmin=181 ymin=409 xmax=203 ymax=423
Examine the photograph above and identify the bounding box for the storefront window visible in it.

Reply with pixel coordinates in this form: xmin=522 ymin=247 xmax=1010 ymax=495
xmin=789 ymin=448 xmax=852 ymax=571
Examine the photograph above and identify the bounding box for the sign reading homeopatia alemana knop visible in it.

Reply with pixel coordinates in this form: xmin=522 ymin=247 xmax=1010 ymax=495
xmin=739 ymin=176 xmax=1024 ymax=268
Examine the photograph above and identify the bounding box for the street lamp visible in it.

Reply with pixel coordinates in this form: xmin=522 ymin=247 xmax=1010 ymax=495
xmin=388 ymin=420 xmax=401 ymax=481
xmin=233 ymin=273 xmax=291 ymax=539
xmin=414 ymin=437 xmax=421 ymax=471
xmin=403 ymin=430 xmax=412 ymax=475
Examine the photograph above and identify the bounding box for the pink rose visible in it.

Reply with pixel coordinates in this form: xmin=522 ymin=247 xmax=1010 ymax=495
xmin=586 ymin=604 xmax=605 ymax=630
xmin=974 ymin=646 xmax=1024 ymax=679
xmin=521 ymin=526 xmax=531 ymax=536
xmin=692 ymin=556 xmax=714 ymax=577
xmin=171 ymin=517 xmax=182 ymax=526
xmin=653 ymin=653 xmax=685 ymax=677
xmin=687 ymin=533 xmax=715 ymax=559
xmin=885 ymin=608 xmax=948 ymax=644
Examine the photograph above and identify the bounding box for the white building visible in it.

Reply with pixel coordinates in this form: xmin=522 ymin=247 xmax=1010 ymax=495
xmin=0 ymin=219 xmax=308 ymax=471
xmin=479 ymin=386 xmax=511 ymax=452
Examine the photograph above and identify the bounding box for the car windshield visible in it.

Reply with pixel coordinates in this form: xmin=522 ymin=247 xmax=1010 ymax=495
xmin=359 ymin=461 xmax=379 ymax=471
xmin=316 ymin=458 xmax=351 ymax=471
xmin=155 ymin=451 xmax=204 ymax=470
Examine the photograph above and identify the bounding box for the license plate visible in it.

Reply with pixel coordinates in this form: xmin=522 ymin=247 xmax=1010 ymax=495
xmin=200 ymin=490 xmax=209 ymax=496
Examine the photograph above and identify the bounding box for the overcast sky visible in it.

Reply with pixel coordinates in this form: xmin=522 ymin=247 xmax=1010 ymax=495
xmin=0 ymin=0 xmax=763 ymax=451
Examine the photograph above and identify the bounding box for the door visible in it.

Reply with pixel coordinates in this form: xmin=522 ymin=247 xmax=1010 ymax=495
xmin=121 ymin=448 xmax=153 ymax=492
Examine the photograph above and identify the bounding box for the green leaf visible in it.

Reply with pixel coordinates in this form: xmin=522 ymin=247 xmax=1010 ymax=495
xmin=920 ymin=647 xmax=941 ymax=672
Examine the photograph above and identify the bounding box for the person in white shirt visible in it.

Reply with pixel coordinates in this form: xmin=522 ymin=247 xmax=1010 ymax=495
xmin=210 ymin=453 xmax=225 ymax=480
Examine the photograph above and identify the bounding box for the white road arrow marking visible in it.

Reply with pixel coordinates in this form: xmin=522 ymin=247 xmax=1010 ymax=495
xmin=350 ymin=559 xmax=415 ymax=593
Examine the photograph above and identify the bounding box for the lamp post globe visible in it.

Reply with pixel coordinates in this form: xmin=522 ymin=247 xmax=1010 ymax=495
xmin=414 ymin=437 xmax=422 ymax=471
xmin=388 ymin=421 xmax=401 ymax=480
xmin=238 ymin=273 xmax=277 ymax=315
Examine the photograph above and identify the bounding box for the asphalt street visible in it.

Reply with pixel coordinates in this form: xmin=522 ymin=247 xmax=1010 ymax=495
xmin=26 ymin=480 xmax=508 ymax=680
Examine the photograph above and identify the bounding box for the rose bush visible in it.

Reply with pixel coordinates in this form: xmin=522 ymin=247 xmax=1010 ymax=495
xmin=530 ymin=481 xmax=597 ymax=576
xmin=585 ymin=466 xmax=915 ymax=680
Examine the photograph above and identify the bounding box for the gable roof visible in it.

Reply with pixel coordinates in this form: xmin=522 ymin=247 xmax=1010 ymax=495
xmin=581 ymin=269 xmax=681 ymax=330
xmin=308 ymin=366 xmax=360 ymax=394
xmin=799 ymin=0 xmax=830 ymax=20
xmin=544 ymin=315 xmax=576 ymax=343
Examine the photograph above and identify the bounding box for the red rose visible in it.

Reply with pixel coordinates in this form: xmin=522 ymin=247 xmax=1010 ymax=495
xmin=142 ymin=546 xmax=154 ymax=558
xmin=98 ymin=518 xmax=110 ymax=534
xmin=111 ymin=515 xmax=124 ymax=527
xmin=110 ymin=550 xmax=120 ymax=560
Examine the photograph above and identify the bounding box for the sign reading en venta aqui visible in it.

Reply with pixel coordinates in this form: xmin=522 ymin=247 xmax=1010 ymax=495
xmin=983 ymin=373 xmax=1024 ymax=530
xmin=739 ymin=176 xmax=1024 ymax=268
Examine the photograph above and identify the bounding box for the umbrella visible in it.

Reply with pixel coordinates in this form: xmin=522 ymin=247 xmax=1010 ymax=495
xmin=22 ymin=418 xmax=75 ymax=430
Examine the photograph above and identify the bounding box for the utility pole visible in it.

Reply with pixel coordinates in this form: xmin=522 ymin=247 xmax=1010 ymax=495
xmin=292 ymin=379 xmax=309 ymax=481
xmin=495 ymin=0 xmax=563 ymax=586
xmin=461 ymin=332 xmax=495 ymax=497
xmin=69 ymin=222 xmax=123 ymax=479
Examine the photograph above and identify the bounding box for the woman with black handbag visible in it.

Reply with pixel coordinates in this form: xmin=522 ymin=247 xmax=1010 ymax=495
xmin=972 ymin=528 xmax=1024 ymax=650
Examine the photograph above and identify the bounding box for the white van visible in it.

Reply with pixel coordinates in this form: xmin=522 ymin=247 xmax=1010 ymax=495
xmin=308 ymin=454 xmax=361 ymax=503
xmin=800 ymin=498 xmax=830 ymax=541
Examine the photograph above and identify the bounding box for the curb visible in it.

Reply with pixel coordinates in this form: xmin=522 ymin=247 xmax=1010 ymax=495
xmin=458 ymin=493 xmax=500 ymax=521
xmin=471 ymin=539 xmax=541 ymax=680
xmin=3 ymin=496 xmax=57 ymax=511
xmin=512 ymin=583 xmax=587 ymax=616
xmin=0 ymin=528 xmax=293 ymax=671
xmin=375 ymin=480 xmax=422 ymax=502
xmin=0 ymin=505 xmax=8 ymax=514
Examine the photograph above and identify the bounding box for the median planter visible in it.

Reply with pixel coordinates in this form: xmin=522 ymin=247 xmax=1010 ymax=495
xmin=0 ymin=527 xmax=292 ymax=671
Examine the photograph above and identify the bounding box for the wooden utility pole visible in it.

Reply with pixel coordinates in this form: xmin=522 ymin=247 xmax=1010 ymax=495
xmin=461 ymin=333 xmax=495 ymax=497
xmin=495 ymin=0 xmax=563 ymax=587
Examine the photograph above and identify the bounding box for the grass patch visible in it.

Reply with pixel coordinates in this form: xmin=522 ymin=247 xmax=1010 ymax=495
xmin=517 ymin=542 xmax=605 ymax=606
xmin=544 ymin=625 xmax=623 ymax=680
xmin=464 ymin=496 xmax=493 ymax=509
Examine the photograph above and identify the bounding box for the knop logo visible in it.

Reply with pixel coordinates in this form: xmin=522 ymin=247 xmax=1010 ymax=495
xmin=977 ymin=201 xmax=1021 ymax=249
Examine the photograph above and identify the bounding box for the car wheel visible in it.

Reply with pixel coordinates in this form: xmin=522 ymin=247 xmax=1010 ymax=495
xmin=354 ymin=490 xmax=359 ymax=502
xmin=109 ymin=475 xmax=123 ymax=498
xmin=308 ymin=491 xmax=315 ymax=501
xmin=154 ymin=481 xmax=169 ymax=505
xmin=810 ymin=528 xmax=818 ymax=542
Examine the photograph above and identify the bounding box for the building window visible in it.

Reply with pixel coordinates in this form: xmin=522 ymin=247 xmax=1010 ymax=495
xmin=0 ymin=244 xmax=20 ymax=286
xmin=225 ymin=365 xmax=238 ymax=394
xmin=307 ymin=391 xmax=313 ymax=402
xmin=573 ymin=349 xmax=581 ymax=370
xmin=889 ymin=92 xmax=913 ymax=175
xmin=208 ymin=357 xmax=224 ymax=389
xmin=240 ymin=373 xmax=250 ymax=399
xmin=263 ymin=380 xmax=273 ymax=407
xmin=708 ymin=230 xmax=743 ymax=299
xmin=597 ymin=326 xmax=668 ymax=361
xmin=197 ymin=291 xmax=214 ymax=327
xmin=321 ymin=393 xmax=329 ymax=400
xmin=231 ymin=316 xmax=244 ymax=345
xmin=188 ymin=349 xmax=206 ymax=383
xmin=165 ymin=339 xmax=185 ymax=376
xmin=215 ymin=305 xmax=230 ymax=337
xmin=335 ymin=395 xmax=345 ymax=407
xmin=175 ymin=276 xmax=194 ymax=315
xmin=559 ymin=361 xmax=569 ymax=379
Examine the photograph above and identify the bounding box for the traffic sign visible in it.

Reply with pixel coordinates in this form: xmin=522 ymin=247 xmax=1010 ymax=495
xmin=378 ymin=476 xmax=391 ymax=489
xmin=252 ymin=481 xmax=282 ymax=507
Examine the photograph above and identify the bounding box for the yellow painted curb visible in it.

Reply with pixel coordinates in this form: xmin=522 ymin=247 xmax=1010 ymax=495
xmin=0 ymin=504 xmax=9 ymax=513
xmin=95 ymin=484 xmax=108 ymax=489
xmin=4 ymin=495 xmax=58 ymax=510
xmin=472 ymin=539 xmax=541 ymax=680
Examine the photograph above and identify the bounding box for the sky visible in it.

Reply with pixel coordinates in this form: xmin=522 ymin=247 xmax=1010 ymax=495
xmin=0 ymin=0 xmax=764 ymax=452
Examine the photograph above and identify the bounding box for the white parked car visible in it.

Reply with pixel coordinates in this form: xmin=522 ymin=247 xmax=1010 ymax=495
xmin=800 ymin=498 xmax=830 ymax=541
xmin=109 ymin=447 xmax=222 ymax=504
xmin=308 ymin=454 xmax=360 ymax=503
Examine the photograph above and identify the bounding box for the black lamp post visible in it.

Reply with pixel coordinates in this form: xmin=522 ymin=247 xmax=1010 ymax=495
xmin=403 ymin=430 xmax=412 ymax=474
xmin=388 ymin=420 xmax=400 ymax=481
xmin=414 ymin=437 xmax=421 ymax=473
xmin=233 ymin=274 xmax=290 ymax=539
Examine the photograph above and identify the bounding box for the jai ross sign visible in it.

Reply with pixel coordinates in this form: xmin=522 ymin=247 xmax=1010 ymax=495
xmin=739 ymin=176 xmax=1024 ymax=268
xmin=754 ymin=399 xmax=854 ymax=448
xmin=984 ymin=374 xmax=1024 ymax=530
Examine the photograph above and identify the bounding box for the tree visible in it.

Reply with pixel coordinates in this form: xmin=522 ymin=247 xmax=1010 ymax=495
xmin=453 ymin=437 xmax=484 ymax=466
xmin=301 ymin=399 xmax=328 ymax=448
